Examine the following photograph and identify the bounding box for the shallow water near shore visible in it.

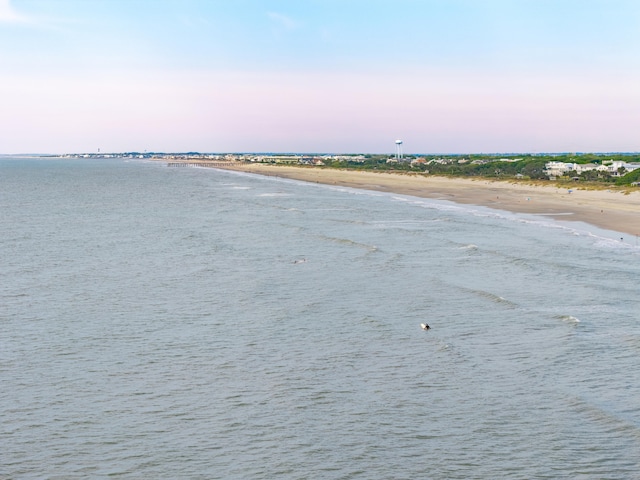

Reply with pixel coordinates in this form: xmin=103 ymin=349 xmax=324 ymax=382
xmin=2 ymin=157 xmax=640 ymax=479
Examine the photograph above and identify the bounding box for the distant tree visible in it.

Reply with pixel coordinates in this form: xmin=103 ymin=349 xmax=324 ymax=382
xmin=616 ymin=168 xmax=640 ymax=185
xmin=520 ymin=159 xmax=548 ymax=179
xmin=580 ymin=169 xmax=603 ymax=182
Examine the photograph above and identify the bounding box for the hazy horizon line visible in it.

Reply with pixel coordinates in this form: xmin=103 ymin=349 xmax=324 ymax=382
xmin=3 ymin=151 xmax=640 ymax=157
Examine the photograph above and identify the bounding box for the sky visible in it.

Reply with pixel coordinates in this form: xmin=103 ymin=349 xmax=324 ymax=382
xmin=1 ymin=0 xmax=639 ymax=154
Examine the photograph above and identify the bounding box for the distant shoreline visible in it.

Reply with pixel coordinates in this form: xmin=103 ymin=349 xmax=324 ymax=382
xmin=207 ymin=162 xmax=640 ymax=238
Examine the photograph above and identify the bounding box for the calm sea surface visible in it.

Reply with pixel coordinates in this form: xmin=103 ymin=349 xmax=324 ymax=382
xmin=2 ymin=157 xmax=640 ymax=479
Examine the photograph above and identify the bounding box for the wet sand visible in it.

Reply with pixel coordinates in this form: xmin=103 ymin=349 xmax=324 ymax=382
xmin=210 ymin=163 xmax=640 ymax=237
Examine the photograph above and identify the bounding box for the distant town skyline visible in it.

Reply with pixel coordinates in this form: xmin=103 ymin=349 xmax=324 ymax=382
xmin=1 ymin=0 xmax=640 ymax=154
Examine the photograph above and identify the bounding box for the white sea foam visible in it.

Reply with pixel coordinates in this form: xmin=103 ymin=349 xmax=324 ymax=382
xmin=558 ymin=315 xmax=581 ymax=324
xmin=258 ymin=192 xmax=291 ymax=197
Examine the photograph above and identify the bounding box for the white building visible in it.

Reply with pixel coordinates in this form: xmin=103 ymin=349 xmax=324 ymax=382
xmin=544 ymin=162 xmax=576 ymax=176
xmin=606 ymin=161 xmax=640 ymax=176
xmin=545 ymin=161 xmax=640 ymax=178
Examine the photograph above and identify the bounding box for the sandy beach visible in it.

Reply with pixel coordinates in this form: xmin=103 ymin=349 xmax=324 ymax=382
xmin=205 ymin=162 xmax=640 ymax=237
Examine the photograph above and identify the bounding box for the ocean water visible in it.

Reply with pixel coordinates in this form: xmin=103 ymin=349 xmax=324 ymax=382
xmin=2 ymin=157 xmax=640 ymax=479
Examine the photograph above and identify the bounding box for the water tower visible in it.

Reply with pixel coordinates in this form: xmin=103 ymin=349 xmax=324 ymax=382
xmin=395 ymin=139 xmax=403 ymax=160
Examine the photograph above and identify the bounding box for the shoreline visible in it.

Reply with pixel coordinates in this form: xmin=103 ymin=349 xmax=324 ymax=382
xmin=198 ymin=162 xmax=640 ymax=238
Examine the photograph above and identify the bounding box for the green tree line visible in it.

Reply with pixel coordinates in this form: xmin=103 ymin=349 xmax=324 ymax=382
xmin=322 ymin=154 xmax=640 ymax=186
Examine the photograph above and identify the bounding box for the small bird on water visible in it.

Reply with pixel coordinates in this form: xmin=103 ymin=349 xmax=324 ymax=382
xmin=420 ymin=323 xmax=430 ymax=331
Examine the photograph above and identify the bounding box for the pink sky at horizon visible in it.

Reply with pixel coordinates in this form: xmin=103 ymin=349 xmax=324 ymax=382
xmin=2 ymin=68 xmax=639 ymax=154
xmin=2 ymin=0 xmax=640 ymax=154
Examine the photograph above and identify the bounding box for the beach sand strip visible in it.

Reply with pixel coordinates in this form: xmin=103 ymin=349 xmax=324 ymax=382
xmin=207 ymin=162 xmax=640 ymax=237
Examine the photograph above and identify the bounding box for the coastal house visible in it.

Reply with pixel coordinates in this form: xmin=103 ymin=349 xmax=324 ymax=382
xmin=277 ymin=156 xmax=301 ymax=164
xmin=606 ymin=161 xmax=640 ymax=176
xmin=574 ymin=163 xmax=608 ymax=174
xmin=252 ymin=155 xmax=301 ymax=164
xmin=544 ymin=161 xmax=575 ymax=177
xmin=428 ymin=158 xmax=454 ymax=165
xmin=545 ymin=160 xmax=640 ymax=178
